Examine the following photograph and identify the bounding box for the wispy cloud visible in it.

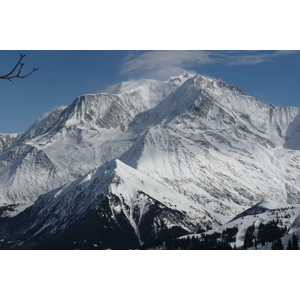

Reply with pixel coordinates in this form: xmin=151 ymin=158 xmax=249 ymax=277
xmin=119 ymin=50 xmax=299 ymax=80
xmin=119 ymin=50 xmax=214 ymax=80
xmin=224 ymin=50 xmax=298 ymax=65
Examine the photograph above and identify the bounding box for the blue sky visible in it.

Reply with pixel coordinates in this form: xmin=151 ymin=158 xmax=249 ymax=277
xmin=1 ymin=50 xmax=300 ymax=133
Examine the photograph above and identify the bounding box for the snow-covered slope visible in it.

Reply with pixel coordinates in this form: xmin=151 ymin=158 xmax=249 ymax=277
xmin=2 ymin=71 xmax=300 ymax=249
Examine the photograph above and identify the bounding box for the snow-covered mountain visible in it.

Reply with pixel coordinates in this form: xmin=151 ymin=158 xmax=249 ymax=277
xmin=1 ymin=71 xmax=300 ymax=249
xmin=0 ymin=72 xmax=191 ymax=216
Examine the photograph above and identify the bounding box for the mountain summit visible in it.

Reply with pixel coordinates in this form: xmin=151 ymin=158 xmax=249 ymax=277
xmin=1 ymin=71 xmax=300 ymax=249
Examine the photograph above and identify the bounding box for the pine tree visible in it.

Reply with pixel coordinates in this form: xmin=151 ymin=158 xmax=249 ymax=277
xmin=292 ymin=234 xmax=299 ymax=250
xmin=287 ymin=238 xmax=293 ymax=250
xmin=277 ymin=238 xmax=284 ymax=250
xmin=271 ymin=239 xmax=283 ymax=250
xmin=254 ymin=238 xmax=258 ymax=249
xmin=271 ymin=240 xmax=276 ymax=250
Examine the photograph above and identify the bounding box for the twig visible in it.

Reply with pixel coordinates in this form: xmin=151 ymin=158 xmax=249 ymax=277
xmin=0 ymin=54 xmax=38 ymax=81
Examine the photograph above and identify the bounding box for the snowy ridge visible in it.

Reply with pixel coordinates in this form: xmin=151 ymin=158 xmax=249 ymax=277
xmin=13 ymin=159 xmax=200 ymax=245
xmin=0 ymin=133 xmax=19 ymax=152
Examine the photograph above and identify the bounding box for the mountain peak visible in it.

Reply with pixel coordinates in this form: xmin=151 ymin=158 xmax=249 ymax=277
xmin=167 ymin=70 xmax=194 ymax=83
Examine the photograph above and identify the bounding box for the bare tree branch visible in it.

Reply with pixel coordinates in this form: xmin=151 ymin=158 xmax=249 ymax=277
xmin=0 ymin=54 xmax=38 ymax=81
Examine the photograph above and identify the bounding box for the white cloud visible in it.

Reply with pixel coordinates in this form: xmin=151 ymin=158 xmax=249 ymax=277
xmin=119 ymin=50 xmax=299 ymax=80
xmin=119 ymin=50 xmax=215 ymax=80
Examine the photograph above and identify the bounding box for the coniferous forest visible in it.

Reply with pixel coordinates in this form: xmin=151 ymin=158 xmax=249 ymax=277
xmin=139 ymin=221 xmax=300 ymax=250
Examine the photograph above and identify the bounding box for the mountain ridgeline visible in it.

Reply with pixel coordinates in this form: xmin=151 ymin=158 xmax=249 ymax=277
xmin=1 ymin=71 xmax=300 ymax=249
